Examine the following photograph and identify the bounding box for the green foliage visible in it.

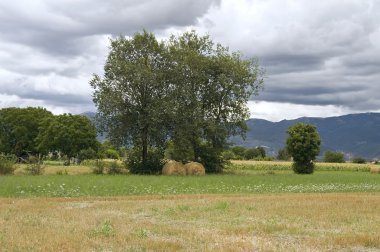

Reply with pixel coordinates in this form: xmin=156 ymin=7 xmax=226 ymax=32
xmin=221 ymin=150 xmax=236 ymax=160
xmin=106 ymin=161 xmax=123 ymax=175
xmin=127 ymin=148 xmax=165 ymax=174
xmin=352 ymin=157 xmax=367 ymax=164
xmin=196 ymin=143 xmax=226 ymax=173
xmin=244 ymin=147 xmax=264 ymax=160
xmin=230 ymin=146 xmax=246 ymax=159
xmin=36 ymin=114 xmax=98 ymax=159
xmin=103 ymin=149 xmax=120 ymax=160
xmin=91 ymin=31 xmax=171 ymax=174
xmin=77 ymin=148 xmax=98 ymax=163
xmin=91 ymin=160 xmax=105 ymax=174
xmin=25 ymin=155 xmax=44 ymax=175
xmin=91 ymin=30 xmax=264 ymax=174
xmin=324 ymin=151 xmax=345 ymax=163
xmin=0 ymin=107 xmax=53 ymax=156
xmin=0 ymin=154 xmax=16 ymax=175
xmin=286 ymin=123 xmax=321 ymax=174
xmin=277 ymin=147 xmax=291 ymax=161
xmin=164 ymin=140 xmax=195 ymax=163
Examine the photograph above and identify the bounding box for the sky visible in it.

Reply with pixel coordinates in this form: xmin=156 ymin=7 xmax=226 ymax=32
xmin=0 ymin=0 xmax=379 ymax=121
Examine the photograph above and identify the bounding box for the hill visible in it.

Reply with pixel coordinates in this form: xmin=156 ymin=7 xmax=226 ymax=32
xmin=82 ymin=112 xmax=380 ymax=160
xmin=232 ymin=113 xmax=380 ymax=160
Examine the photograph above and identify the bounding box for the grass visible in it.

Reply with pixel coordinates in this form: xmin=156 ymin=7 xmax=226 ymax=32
xmin=0 ymin=170 xmax=379 ymax=197
xmin=230 ymin=160 xmax=373 ymax=172
xmin=1 ymin=160 xmax=380 ymax=251
xmin=1 ymin=194 xmax=379 ymax=251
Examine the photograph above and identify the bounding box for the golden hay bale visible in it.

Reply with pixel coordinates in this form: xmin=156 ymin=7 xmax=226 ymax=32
xmin=370 ymin=166 xmax=380 ymax=174
xmin=184 ymin=162 xmax=206 ymax=176
xmin=162 ymin=160 xmax=186 ymax=175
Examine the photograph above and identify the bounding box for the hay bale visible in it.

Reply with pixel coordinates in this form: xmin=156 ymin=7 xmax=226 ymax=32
xmin=370 ymin=166 xmax=380 ymax=174
xmin=162 ymin=160 xmax=186 ymax=175
xmin=184 ymin=162 xmax=206 ymax=176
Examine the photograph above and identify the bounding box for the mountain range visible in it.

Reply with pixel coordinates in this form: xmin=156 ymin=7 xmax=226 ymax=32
xmin=231 ymin=113 xmax=380 ymax=160
xmin=82 ymin=112 xmax=380 ymax=160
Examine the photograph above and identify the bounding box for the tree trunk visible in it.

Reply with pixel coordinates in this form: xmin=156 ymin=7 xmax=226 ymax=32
xmin=142 ymin=127 xmax=148 ymax=172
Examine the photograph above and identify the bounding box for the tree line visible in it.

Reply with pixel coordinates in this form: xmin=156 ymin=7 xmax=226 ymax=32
xmin=0 ymin=107 xmax=98 ymax=164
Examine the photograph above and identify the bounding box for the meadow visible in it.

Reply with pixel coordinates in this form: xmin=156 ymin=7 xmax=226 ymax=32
xmin=1 ymin=161 xmax=379 ymax=251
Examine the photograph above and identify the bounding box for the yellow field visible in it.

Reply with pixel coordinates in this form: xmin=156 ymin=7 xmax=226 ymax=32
xmin=1 ymin=193 xmax=380 ymax=251
xmin=231 ymin=160 xmax=375 ymax=172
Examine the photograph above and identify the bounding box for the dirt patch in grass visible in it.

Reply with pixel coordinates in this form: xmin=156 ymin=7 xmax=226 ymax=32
xmin=1 ymin=193 xmax=380 ymax=251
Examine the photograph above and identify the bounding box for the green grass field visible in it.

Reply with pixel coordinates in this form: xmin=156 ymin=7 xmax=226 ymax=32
xmin=0 ymin=161 xmax=379 ymax=197
xmin=1 ymin=161 xmax=379 ymax=251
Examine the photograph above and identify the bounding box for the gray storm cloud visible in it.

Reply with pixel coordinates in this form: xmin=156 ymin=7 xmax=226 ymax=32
xmin=0 ymin=0 xmax=379 ymax=119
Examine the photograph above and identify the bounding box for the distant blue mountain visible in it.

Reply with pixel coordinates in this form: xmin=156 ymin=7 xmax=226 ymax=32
xmin=82 ymin=111 xmax=380 ymax=159
xmin=231 ymin=113 xmax=380 ymax=160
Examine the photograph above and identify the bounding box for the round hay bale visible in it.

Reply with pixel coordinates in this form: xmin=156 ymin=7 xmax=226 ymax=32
xmin=370 ymin=166 xmax=380 ymax=174
xmin=184 ymin=162 xmax=206 ymax=176
xmin=162 ymin=160 xmax=186 ymax=175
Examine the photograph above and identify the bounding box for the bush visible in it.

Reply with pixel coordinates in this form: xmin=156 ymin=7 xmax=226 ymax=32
xmin=104 ymin=149 xmax=120 ymax=159
xmin=25 ymin=155 xmax=44 ymax=175
xmin=277 ymin=147 xmax=291 ymax=161
xmin=324 ymin=151 xmax=345 ymax=163
xmin=292 ymin=161 xmax=314 ymax=174
xmin=77 ymin=148 xmax=98 ymax=163
xmin=196 ymin=143 xmax=226 ymax=173
xmin=352 ymin=157 xmax=366 ymax=164
xmin=127 ymin=148 xmax=165 ymax=174
xmin=0 ymin=154 xmax=16 ymax=175
xmin=92 ymin=160 xmax=105 ymax=174
xmin=286 ymin=123 xmax=321 ymax=174
xmin=106 ymin=160 xmax=123 ymax=175
xmin=244 ymin=148 xmax=262 ymax=160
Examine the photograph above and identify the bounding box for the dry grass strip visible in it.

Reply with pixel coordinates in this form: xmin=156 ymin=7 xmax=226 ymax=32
xmin=1 ymin=193 xmax=380 ymax=251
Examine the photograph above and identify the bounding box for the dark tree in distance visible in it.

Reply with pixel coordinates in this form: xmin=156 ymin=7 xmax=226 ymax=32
xmin=36 ymin=114 xmax=98 ymax=164
xmin=0 ymin=107 xmax=53 ymax=156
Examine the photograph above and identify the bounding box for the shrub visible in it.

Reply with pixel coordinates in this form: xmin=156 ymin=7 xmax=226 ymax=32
xmin=230 ymin=146 xmax=246 ymax=160
xmin=286 ymin=123 xmax=321 ymax=174
xmin=277 ymin=147 xmax=291 ymax=161
xmin=104 ymin=149 xmax=120 ymax=159
xmin=92 ymin=160 xmax=105 ymax=174
xmin=196 ymin=143 xmax=226 ymax=173
xmin=77 ymin=148 xmax=98 ymax=163
xmin=106 ymin=160 xmax=123 ymax=175
xmin=221 ymin=150 xmax=236 ymax=160
xmin=25 ymin=155 xmax=44 ymax=175
xmin=352 ymin=157 xmax=366 ymax=164
xmin=127 ymin=148 xmax=165 ymax=174
xmin=56 ymin=169 xmax=69 ymax=175
xmin=244 ymin=148 xmax=262 ymax=160
xmin=0 ymin=154 xmax=16 ymax=175
xmin=324 ymin=151 xmax=345 ymax=163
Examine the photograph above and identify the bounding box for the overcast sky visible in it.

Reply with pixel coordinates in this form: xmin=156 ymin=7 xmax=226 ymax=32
xmin=1 ymin=0 xmax=379 ymax=121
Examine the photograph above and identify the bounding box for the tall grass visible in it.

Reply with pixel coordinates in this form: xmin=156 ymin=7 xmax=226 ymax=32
xmin=0 ymin=171 xmax=379 ymax=197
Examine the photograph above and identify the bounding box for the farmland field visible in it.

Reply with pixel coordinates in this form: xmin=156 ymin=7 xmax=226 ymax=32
xmin=1 ymin=161 xmax=379 ymax=251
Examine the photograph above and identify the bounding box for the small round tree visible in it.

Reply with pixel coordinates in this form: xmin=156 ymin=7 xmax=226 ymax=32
xmin=286 ymin=123 xmax=321 ymax=174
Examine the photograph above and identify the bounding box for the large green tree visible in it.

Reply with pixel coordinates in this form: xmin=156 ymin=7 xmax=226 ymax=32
xmin=0 ymin=107 xmax=52 ymax=156
xmin=90 ymin=31 xmax=171 ymax=173
xmin=286 ymin=123 xmax=321 ymax=174
xmin=167 ymin=32 xmax=264 ymax=172
xmin=91 ymin=30 xmax=264 ymax=173
xmin=36 ymin=114 xmax=98 ymax=163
